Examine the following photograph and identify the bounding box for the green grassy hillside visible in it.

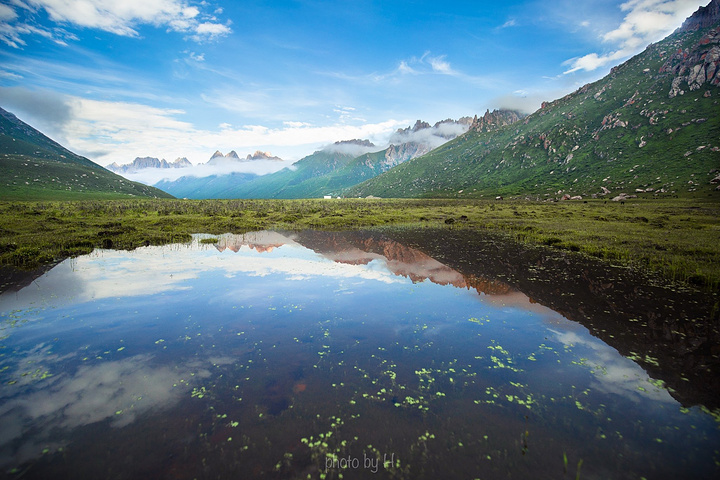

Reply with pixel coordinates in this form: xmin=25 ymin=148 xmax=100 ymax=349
xmin=1 ymin=154 xmax=174 ymax=200
xmin=347 ymin=24 xmax=720 ymax=199
xmin=0 ymin=107 xmax=173 ymax=200
xmin=220 ymin=149 xmax=360 ymax=198
xmin=155 ymin=172 xmax=259 ymax=199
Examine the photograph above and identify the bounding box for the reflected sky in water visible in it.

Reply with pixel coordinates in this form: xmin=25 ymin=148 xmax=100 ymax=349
xmin=0 ymin=232 xmax=717 ymax=479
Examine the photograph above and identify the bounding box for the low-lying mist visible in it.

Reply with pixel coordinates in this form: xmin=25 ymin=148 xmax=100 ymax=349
xmin=120 ymin=159 xmax=291 ymax=186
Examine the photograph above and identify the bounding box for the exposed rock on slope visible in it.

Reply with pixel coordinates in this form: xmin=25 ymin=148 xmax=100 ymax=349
xmin=469 ymin=109 xmax=523 ymax=133
xmin=662 ymin=26 xmax=720 ymax=97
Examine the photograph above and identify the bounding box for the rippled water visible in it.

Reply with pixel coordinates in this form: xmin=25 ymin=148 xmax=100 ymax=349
xmin=0 ymin=231 xmax=717 ymax=479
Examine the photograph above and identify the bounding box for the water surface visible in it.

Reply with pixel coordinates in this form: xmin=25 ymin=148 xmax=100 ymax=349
xmin=0 ymin=231 xmax=717 ymax=479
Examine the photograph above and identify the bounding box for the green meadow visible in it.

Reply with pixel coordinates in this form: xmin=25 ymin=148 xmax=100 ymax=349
xmin=1 ymin=198 xmax=718 ymax=291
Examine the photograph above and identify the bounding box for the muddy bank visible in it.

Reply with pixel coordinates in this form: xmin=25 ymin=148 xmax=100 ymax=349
xmin=380 ymin=226 xmax=720 ymax=410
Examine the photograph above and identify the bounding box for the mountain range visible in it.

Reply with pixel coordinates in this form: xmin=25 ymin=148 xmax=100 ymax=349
xmin=2 ymin=1 xmax=718 ymax=201
xmin=207 ymin=150 xmax=283 ymax=165
xmin=153 ymin=2 xmax=719 ymax=200
xmin=107 ymin=156 xmax=192 ymax=174
xmin=0 ymin=108 xmax=172 ymax=200
xmin=155 ymin=118 xmax=474 ymax=199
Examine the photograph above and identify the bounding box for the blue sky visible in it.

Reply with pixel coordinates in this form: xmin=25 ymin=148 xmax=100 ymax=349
xmin=0 ymin=0 xmax=707 ymax=167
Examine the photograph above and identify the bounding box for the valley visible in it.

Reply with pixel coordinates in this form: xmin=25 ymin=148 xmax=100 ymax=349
xmin=0 ymin=2 xmax=719 ymax=478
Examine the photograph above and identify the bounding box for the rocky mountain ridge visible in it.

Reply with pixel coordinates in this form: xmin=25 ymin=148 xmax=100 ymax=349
xmin=469 ymin=109 xmax=524 ymax=133
xmin=207 ymin=150 xmax=283 ymax=165
xmin=681 ymin=0 xmax=720 ymax=30
xmin=107 ymin=156 xmax=191 ymax=173
xmin=334 ymin=139 xmax=376 ymax=148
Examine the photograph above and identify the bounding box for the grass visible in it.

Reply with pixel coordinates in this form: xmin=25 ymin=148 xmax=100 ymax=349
xmin=0 ymin=197 xmax=718 ymax=290
xmin=0 ymin=154 xmax=172 ymax=200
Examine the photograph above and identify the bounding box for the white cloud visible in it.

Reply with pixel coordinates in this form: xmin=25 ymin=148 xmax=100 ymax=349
xmin=549 ymin=329 xmax=676 ymax=404
xmin=8 ymin=90 xmax=404 ymax=168
xmin=122 ymin=158 xmax=291 ymax=185
xmin=564 ymin=0 xmax=705 ymax=74
xmin=428 ymin=55 xmax=455 ymax=74
xmin=388 ymin=121 xmax=470 ymax=150
xmin=0 ymin=0 xmax=231 ymax=47
xmin=396 ymin=60 xmax=416 ymax=75
xmin=0 ymin=351 xmax=212 ymax=467
xmin=194 ymin=21 xmax=231 ymax=36
xmin=399 ymin=52 xmax=459 ymax=77
xmin=563 ymin=50 xmax=627 ymax=74
xmin=321 ymin=141 xmax=378 ymax=157
xmin=190 ymin=51 xmax=205 ymax=61
xmin=499 ymin=18 xmax=517 ymax=29
xmin=0 ymin=4 xmax=18 ymax=21
xmin=283 ymin=121 xmax=312 ymax=128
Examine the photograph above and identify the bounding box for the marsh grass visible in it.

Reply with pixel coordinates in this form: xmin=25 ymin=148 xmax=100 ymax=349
xmin=0 ymin=198 xmax=717 ymax=290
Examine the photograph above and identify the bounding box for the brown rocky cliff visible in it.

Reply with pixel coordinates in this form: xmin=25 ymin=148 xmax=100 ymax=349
xmin=681 ymin=0 xmax=720 ymax=31
xmin=469 ymin=109 xmax=523 ymax=133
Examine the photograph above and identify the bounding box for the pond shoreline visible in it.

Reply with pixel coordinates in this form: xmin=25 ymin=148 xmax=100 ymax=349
xmin=4 ymin=223 xmax=717 ymax=411
xmin=1 ymin=226 xmax=718 ymax=479
xmin=1 ymin=198 xmax=718 ymax=290
xmin=379 ymin=226 xmax=720 ymax=411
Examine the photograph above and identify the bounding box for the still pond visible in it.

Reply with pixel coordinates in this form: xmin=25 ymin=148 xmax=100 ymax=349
xmin=0 ymin=231 xmax=718 ymax=479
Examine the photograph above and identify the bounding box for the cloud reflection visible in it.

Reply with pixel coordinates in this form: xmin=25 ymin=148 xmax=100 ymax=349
xmin=0 ymin=353 xmax=206 ymax=467
xmin=550 ymin=328 xmax=675 ymax=404
xmin=0 ymin=232 xmax=407 ymax=313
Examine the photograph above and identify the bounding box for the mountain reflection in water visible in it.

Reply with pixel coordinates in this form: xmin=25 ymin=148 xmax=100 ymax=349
xmin=0 ymin=230 xmax=717 ymax=480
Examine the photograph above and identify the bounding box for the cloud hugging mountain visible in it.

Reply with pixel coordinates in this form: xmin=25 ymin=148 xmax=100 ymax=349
xmin=154 ymin=118 xmax=476 ymax=199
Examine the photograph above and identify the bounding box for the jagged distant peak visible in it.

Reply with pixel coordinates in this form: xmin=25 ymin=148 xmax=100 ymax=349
xmin=411 ymin=120 xmax=431 ymax=131
xmin=245 ymin=150 xmax=283 ymax=161
xmin=134 ymin=156 xmax=161 ymax=162
xmin=173 ymin=157 xmax=192 ymax=167
xmin=435 ymin=117 xmax=473 ymax=128
xmin=247 ymin=150 xmax=269 ymax=160
xmin=106 ymin=156 xmax=192 ymax=173
xmin=394 ymin=118 xmax=471 ymax=136
xmin=206 ymin=150 xmax=283 ymax=164
xmin=469 ymin=109 xmax=523 ymax=133
xmin=395 ymin=120 xmax=431 ymax=135
xmin=334 ymin=139 xmax=376 ymax=147
xmin=682 ymin=0 xmax=720 ymax=31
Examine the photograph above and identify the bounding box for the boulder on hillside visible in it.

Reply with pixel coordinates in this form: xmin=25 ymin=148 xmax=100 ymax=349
xmin=612 ymin=193 xmax=639 ymax=202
